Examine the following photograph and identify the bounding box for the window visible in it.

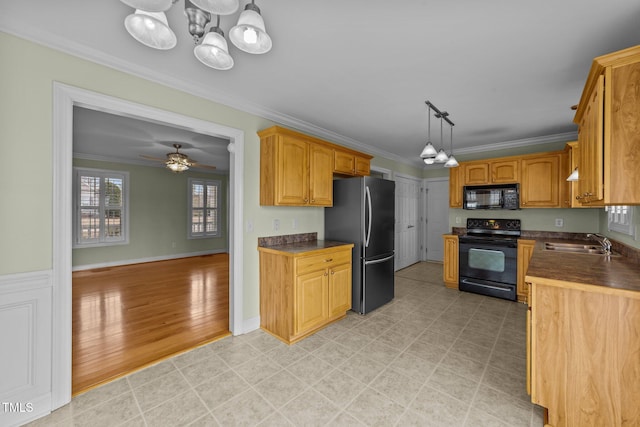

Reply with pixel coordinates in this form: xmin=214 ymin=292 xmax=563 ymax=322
xmin=189 ymin=178 xmax=220 ymax=238
xmin=606 ymin=205 xmax=635 ymax=236
xmin=74 ymin=168 xmax=129 ymax=247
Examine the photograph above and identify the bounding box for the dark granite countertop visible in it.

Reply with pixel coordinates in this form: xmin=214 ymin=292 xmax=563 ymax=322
xmin=258 ymin=239 xmax=354 ymax=255
xmin=526 ymin=239 xmax=640 ymax=295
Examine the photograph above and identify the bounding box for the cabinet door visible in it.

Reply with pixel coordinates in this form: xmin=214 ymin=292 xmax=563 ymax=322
xmin=442 ymin=235 xmax=458 ymax=288
xmin=608 ymin=62 xmax=640 ymax=204
xmin=491 ymin=160 xmax=519 ymax=183
xmin=333 ymin=150 xmax=355 ymax=175
xmin=521 ymin=155 xmax=560 ymax=207
xmin=449 ymin=167 xmax=463 ymax=208
xmin=517 ymin=240 xmax=535 ymax=303
xmin=276 ymin=136 xmax=309 ymax=205
xmin=354 ymin=156 xmax=370 ymax=176
xmin=295 ymin=270 xmax=329 ymax=334
xmin=464 ymin=162 xmax=490 ymax=185
xmin=328 ymin=263 xmax=351 ymax=318
xmin=309 ymin=144 xmax=333 ymax=206
xmin=578 ymin=74 xmax=604 ymax=205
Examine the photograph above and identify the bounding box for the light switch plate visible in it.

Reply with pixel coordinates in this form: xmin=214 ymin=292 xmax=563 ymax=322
xmin=555 ymin=218 xmax=564 ymax=227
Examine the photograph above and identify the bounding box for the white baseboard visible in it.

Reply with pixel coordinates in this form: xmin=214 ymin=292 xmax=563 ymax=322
xmin=239 ymin=316 xmax=260 ymax=336
xmin=72 ymin=249 xmax=228 ymax=271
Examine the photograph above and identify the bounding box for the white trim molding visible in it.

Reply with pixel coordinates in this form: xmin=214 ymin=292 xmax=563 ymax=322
xmin=0 ymin=270 xmax=53 ymax=427
xmin=52 ymin=82 xmax=245 ymax=412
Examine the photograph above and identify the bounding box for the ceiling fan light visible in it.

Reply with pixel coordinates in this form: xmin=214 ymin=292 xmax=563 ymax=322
xmin=434 ymin=149 xmax=449 ymax=163
xmin=190 ymin=0 xmax=239 ymax=15
xmin=124 ymin=10 xmax=177 ymax=50
xmin=444 ymin=155 xmax=459 ymax=168
xmin=166 ymin=161 xmax=189 ymax=173
xmin=230 ymin=5 xmax=272 ymax=54
xmin=120 ymin=0 xmax=173 ymax=12
xmin=194 ymin=28 xmax=234 ymax=70
xmin=420 ymin=142 xmax=437 ymax=158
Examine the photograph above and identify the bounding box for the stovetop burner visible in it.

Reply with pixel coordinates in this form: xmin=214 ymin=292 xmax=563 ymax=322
xmin=462 ymin=218 xmax=521 ymax=241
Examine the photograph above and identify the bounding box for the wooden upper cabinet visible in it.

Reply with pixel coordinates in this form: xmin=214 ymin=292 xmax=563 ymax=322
xmin=449 ymin=167 xmax=463 ymax=208
xmin=463 ymin=162 xmax=490 ymax=185
xmin=309 ymin=144 xmax=333 ymax=206
xmin=521 ymin=153 xmax=561 ymax=208
xmin=573 ymin=45 xmax=640 ymax=205
xmin=334 ymin=149 xmax=371 ymax=176
xmin=463 ymin=159 xmax=519 ymax=185
xmin=259 ymin=126 xmax=372 ymax=206
xmin=491 ymin=160 xmax=519 ymax=183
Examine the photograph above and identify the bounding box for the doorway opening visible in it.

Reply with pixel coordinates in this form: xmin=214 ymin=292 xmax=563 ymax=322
xmin=52 ymin=83 xmax=244 ymax=409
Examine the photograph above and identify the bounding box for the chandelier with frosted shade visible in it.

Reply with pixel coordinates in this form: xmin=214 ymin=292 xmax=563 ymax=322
xmin=120 ymin=0 xmax=272 ymax=71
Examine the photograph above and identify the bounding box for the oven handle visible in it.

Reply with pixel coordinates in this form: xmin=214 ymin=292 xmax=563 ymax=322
xmin=460 ymin=278 xmax=513 ymax=292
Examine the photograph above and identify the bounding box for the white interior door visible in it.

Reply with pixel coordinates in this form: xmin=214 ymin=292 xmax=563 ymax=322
xmin=425 ymin=178 xmax=450 ymax=262
xmin=394 ymin=175 xmax=422 ymax=270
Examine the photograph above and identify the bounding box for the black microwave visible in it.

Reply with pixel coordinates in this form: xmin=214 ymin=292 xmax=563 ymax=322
xmin=463 ymin=184 xmax=519 ymax=210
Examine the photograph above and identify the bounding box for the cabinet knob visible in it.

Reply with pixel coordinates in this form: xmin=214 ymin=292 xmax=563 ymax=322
xmin=304 ymin=198 xmax=309 ymax=203
xmin=324 ymin=258 xmax=333 ymax=262
xmin=331 ymin=270 xmax=335 ymax=275
xmin=311 ymin=199 xmax=315 ymax=203
xmin=324 ymin=272 xmax=328 ymax=276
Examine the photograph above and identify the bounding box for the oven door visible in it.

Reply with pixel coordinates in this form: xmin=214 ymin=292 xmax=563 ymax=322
xmin=459 ymin=240 xmax=518 ymax=300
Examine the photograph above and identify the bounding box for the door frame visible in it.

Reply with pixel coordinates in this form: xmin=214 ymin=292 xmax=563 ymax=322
xmin=394 ymin=173 xmax=423 ymax=270
xmin=51 ymin=83 xmax=244 ymax=409
xmin=424 ymin=177 xmax=450 ymax=262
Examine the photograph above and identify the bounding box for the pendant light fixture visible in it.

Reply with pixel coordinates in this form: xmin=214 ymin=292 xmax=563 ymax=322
xmin=194 ymin=15 xmax=234 ymax=70
xmin=420 ymin=100 xmax=458 ymax=168
xmin=444 ymin=125 xmax=459 ymax=168
xmin=434 ymin=115 xmax=449 ymax=163
xmin=420 ymin=104 xmax=437 ymax=159
xmin=120 ymin=0 xmax=273 ymax=70
xmin=229 ymin=0 xmax=272 ymax=54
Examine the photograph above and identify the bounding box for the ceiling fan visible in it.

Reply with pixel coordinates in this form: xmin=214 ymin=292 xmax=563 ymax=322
xmin=141 ymin=143 xmax=216 ymax=173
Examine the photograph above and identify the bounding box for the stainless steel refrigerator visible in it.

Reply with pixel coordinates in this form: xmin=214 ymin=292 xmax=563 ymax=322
xmin=324 ymin=177 xmax=395 ymax=314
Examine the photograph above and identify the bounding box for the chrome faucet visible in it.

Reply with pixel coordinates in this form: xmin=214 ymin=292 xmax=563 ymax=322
xmin=587 ymin=233 xmax=612 ymax=255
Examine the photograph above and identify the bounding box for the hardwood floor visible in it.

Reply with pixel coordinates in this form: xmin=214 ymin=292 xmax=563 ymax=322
xmin=72 ymin=253 xmax=230 ymax=395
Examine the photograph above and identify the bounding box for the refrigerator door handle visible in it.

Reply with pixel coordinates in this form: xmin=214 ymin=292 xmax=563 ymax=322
xmin=364 ymin=253 xmax=395 ymax=265
xmin=365 ymin=185 xmax=372 ymax=248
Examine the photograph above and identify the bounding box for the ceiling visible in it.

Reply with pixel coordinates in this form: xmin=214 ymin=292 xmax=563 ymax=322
xmin=1 ymin=1 xmax=639 ymax=168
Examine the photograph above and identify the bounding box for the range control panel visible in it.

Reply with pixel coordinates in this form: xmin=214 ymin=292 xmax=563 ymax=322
xmin=466 ymin=218 xmax=521 ymax=233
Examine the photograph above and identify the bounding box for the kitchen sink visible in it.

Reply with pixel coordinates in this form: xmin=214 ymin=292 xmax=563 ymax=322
xmin=544 ymin=242 xmax=616 ymax=255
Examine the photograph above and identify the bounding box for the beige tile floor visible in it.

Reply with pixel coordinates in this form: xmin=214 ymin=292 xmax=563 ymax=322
xmin=28 ymin=262 xmax=544 ymax=427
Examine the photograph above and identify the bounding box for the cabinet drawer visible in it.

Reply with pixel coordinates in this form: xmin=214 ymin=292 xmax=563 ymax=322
xmin=296 ymin=250 xmax=351 ymax=275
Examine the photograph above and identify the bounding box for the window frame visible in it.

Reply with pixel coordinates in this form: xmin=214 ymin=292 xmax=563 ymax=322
xmin=606 ymin=205 xmax=635 ymax=237
xmin=73 ymin=167 xmax=130 ymax=248
xmin=188 ymin=178 xmax=221 ymax=239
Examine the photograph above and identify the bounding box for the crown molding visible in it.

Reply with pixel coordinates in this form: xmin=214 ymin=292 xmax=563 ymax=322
xmin=0 ymin=20 xmax=577 ymax=171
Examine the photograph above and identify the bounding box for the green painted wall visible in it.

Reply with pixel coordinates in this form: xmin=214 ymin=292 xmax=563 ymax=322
xmin=72 ymin=159 xmax=228 ymax=267
xmin=0 ymin=32 xmax=280 ymax=321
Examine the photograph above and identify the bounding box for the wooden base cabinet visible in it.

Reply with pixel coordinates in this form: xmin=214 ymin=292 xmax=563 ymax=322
xmin=516 ymin=239 xmax=535 ymax=303
xmin=527 ymin=280 xmax=640 ymax=426
xmin=443 ymin=234 xmax=459 ymax=289
xmin=258 ymin=244 xmax=353 ymax=344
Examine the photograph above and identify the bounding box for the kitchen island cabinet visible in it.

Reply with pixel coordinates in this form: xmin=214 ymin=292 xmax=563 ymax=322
xmin=258 ymin=241 xmax=353 ymax=344
xmin=525 ymin=247 xmax=640 ymax=427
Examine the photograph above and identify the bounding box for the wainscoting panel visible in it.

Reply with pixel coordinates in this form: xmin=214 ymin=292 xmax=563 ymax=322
xmin=0 ymin=271 xmax=53 ymax=427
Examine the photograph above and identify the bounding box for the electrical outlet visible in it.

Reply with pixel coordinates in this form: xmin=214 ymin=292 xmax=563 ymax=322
xmin=246 ymin=220 xmax=254 ymax=232
xmin=455 ymin=217 xmax=461 ymax=224
xmin=555 ymin=218 xmax=564 ymax=227
xmin=273 ymin=219 xmax=280 ymax=231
